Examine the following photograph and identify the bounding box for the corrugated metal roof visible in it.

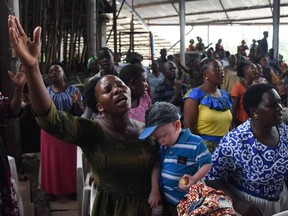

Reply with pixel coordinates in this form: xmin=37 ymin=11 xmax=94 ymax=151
xmin=119 ymin=0 xmax=288 ymax=25
xmin=15 ymin=0 xmax=288 ymax=64
xmin=105 ymin=0 xmax=288 ymax=60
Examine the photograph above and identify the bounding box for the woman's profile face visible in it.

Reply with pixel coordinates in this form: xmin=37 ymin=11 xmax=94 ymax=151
xmin=96 ymin=75 xmax=131 ymax=113
xmin=131 ymin=72 xmax=148 ymax=98
xmin=245 ymin=63 xmax=258 ymax=80
xmin=205 ymin=60 xmax=224 ymax=85
xmin=256 ymin=64 xmax=263 ymax=76
xmin=255 ymin=89 xmax=283 ymax=126
xmin=163 ymin=62 xmax=177 ymax=81
xmin=260 ymin=56 xmax=268 ymax=68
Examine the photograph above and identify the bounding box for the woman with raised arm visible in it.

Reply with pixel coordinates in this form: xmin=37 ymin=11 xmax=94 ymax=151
xmin=8 ymin=16 xmax=158 ymax=215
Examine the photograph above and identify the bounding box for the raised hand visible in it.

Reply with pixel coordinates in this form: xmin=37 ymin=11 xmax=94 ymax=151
xmin=71 ymin=90 xmax=81 ymax=103
xmin=8 ymin=15 xmax=52 ymax=116
xmin=8 ymin=63 xmax=26 ymax=87
xmin=8 ymin=15 xmax=41 ymax=68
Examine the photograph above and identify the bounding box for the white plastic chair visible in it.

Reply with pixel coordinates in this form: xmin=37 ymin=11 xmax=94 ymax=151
xmin=77 ymin=147 xmax=93 ymax=216
xmin=89 ymin=181 xmax=97 ymax=215
xmin=273 ymin=210 xmax=288 ymax=216
xmin=8 ymin=156 xmax=24 ymax=216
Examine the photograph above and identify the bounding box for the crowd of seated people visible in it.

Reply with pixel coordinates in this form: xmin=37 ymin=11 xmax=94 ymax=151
xmin=4 ymin=15 xmax=288 ymax=216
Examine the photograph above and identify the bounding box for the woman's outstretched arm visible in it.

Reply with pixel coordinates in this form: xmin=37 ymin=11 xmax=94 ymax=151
xmin=8 ymin=15 xmax=51 ymax=116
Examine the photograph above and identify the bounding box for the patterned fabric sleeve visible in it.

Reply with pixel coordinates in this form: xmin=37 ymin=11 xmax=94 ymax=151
xmin=205 ymin=120 xmax=288 ymax=201
xmin=0 ymin=94 xmax=20 ymax=215
xmin=205 ymin=131 xmax=239 ymax=181
xmin=0 ymin=93 xmax=23 ymax=125
xmin=182 ymin=87 xmax=205 ymax=102
xmin=0 ymin=138 xmax=20 ymax=216
xmin=0 ymin=93 xmax=12 ymax=119
xmin=183 ymin=88 xmax=231 ymax=111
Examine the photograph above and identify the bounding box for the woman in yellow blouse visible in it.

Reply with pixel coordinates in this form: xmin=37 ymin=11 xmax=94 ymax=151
xmin=183 ymin=58 xmax=232 ymax=152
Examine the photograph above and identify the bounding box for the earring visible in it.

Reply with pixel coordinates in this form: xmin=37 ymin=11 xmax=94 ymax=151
xmin=205 ymin=77 xmax=208 ymax=80
xmin=253 ymin=113 xmax=259 ymax=119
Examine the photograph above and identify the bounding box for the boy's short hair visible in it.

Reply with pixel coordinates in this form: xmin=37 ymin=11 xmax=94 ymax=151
xmin=139 ymin=102 xmax=179 ymax=140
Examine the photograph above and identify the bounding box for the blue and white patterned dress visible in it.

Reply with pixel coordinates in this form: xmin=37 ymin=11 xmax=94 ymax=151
xmin=205 ymin=119 xmax=288 ymax=215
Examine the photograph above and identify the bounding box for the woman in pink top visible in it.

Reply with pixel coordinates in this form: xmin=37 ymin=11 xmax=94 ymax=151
xmin=231 ymin=61 xmax=258 ymax=128
xmin=119 ymin=64 xmax=151 ymax=122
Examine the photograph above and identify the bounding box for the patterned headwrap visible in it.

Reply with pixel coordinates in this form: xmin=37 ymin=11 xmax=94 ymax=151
xmin=87 ymin=56 xmax=97 ymax=70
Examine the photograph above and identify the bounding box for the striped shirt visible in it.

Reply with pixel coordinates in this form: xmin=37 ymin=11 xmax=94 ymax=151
xmin=160 ymin=129 xmax=211 ymax=205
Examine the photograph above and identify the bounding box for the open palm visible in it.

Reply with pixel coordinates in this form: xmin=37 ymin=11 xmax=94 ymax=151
xmin=8 ymin=67 xmax=26 ymax=87
xmin=8 ymin=15 xmax=41 ymax=68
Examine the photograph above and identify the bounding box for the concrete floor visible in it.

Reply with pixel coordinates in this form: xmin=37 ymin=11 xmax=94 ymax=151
xmin=19 ymin=177 xmax=34 ymax=216
xmin=19 ymin=154 xmax=78 ymax=216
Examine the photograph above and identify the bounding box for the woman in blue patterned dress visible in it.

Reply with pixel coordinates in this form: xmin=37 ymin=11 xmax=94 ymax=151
xmin=205 ymin=83 xmax=288 ymax=216
xmin=40 ymin=62 xmax=84 ymax=200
